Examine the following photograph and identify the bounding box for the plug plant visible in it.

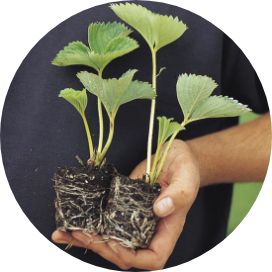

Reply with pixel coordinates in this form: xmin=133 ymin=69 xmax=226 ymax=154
xmin=101 ymin=3 xmax=251 ymax=249
xmin=52 ymin=22 xmax=154 ymax=233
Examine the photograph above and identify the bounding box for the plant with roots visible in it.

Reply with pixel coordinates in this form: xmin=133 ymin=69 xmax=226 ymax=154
xmin=111 ymin=3 xmax=251 ymax=184
xmin=52 ymin=22 xmax=141 ymax=165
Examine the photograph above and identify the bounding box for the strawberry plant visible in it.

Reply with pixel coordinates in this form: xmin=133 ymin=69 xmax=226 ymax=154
xmin=52 ymin=3 xmax=250 ymax=249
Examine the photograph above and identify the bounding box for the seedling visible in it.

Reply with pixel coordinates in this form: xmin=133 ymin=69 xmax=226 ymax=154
xmin=102 ymin=3 xmax=251 ymax=249
xmin=111 ymin=3 xmax=187 ymax=181
xmin=59 ymin=69 xmax=155 ymax=165
xmin=149 ymin=74 xmax=251 ymax=183
xmin=111 ymin=3 xmax=250 ymax=185
xmin=52 ymin=22 xmax=154 ymax=233
xmin=52 ymin=22 xmax=139 ymax=164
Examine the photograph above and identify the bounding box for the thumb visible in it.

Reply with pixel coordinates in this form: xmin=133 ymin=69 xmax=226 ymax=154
xmin=153 ymin=169 xmax=199 ymax=217
xmin=129 ymin=159 xmax=147 ymax=179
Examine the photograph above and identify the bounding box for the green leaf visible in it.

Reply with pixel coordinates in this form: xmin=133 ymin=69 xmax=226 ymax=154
xmin=77 ymin=69 xmax=155 ymax=118
xmin=52 ymin=22 xmax=138 ymax=72
xmin=88 ymin=22 xmax=131 ymax=53
xmin=157 ymin=116 xmax=181 ymax=146
xmin=59 ymin=88 xmax=88 ymax=116
xmin=176 ymin=73 xmax=218 ymax=120
xmin=191 ymin=95 xmax=251 ymax=121
xmin=111 ymin=3 xmax=187 ymax=51
xmin=52 ymin=41 xmax=95 ymax=67
xmin=86 ymin=36 xmax=139 ymax=71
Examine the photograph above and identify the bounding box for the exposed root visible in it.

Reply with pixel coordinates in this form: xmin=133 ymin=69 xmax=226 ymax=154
xmin=103 ymin=175 xmax=161 ymax=249
xmin=53 ymin=164 xmax=116 ymax=233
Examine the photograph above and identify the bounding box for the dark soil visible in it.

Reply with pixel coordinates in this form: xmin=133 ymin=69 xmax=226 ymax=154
xmin=102 ymin=175 xmax=161 ymax=249
xmin=53 ymin=163 xmax=116 ymax=233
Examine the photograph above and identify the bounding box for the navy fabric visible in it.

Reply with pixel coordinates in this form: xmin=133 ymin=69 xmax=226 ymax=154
xmin=0 ymin=1 xmax=268 ymax=270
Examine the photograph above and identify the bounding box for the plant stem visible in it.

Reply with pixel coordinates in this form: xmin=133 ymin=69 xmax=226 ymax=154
xmin=97 ymin=69 xmax=104 ymax=155
xmin=152 ymin=122 xmax=186 ymax=183
xmin=81 ymin=113 xmax=94 ymax=160
xmin=146 ymin=49 xmax=157 ymax=182
xmin=97 ymin=116 xmax=115 ymax=165
xmin=152 ymin=131 xmax=178 ymax=183
xmin=150 ymin=142 xmax=162 ymax=180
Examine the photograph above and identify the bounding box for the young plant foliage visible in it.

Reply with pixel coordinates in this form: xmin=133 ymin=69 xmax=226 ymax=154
xmin=52 ymin=22 xmax=139 ymax=72
xmin=150 ymin=117 xmax=182 ymax=182
xmin=59 ymin=88 xmax=94 ymax=160
xmin=77 ymin=70 xmax=155 ymax=119
xmin=190 ymin=95 xmax=251 ymax=121
xmin=53 ymin=21 xmax=140 ymax=162
xmin=77 ymin=70 xmax=155 ymax=164
xmin=157 ymin=117 xmax=182 ymax=147
xmin=111 ymin=3 xmax=188 ymax=181
xmin=176 ymin=74 xmax=251 ymax=122
xmin=59 ymin=88 xmax=88 ymax=116
xmin=110 ymin=3 xmax=187 ymax=51
xmin=149 ymin=74 xmax=251 ymax=183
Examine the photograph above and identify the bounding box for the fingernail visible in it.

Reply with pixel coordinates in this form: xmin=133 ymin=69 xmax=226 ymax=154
xmin=108 ymin=241 xmax=119 ymax=254
xmin=155 ymin=197 xmax=175 ymax=216
xmin=55 ymin=239 xmax=69 ymax=244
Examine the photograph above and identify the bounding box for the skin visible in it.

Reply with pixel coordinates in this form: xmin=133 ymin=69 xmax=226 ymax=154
xmin=52 ymin=113 xmax=271 ymax=270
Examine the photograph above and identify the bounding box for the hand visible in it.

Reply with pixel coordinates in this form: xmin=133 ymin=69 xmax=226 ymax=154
xmin=52 ymin=139 xmax=200 ymax=270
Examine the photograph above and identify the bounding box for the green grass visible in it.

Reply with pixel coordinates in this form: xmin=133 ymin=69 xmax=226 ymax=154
xmin=227 ymin=112 xmax=262 ymax=234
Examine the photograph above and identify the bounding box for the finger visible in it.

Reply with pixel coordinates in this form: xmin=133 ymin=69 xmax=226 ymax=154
xmin=129 ymin=159 xmax=147 ymax=179
xmin=110 ymin=210 xmax=186 ymax=270
xmin=51 ymin=230 xmax=86 ymax=248
xmin=154 ymin=163 xmax=199 ymax=217
xmin=149 ymin=211 xmax=186 ymax=256
xmin=72 ymin=232 xmax=130 ymax=270
xmin=108 ymin=241 xmax=164 ymax=271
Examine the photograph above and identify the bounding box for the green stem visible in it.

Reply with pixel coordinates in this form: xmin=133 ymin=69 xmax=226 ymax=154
xmin=150 ymin=142 xmax=163 ymax=179
xmin=152 ymin=121 xmax=187 ymax=183
xmin=81 ymin=113 xmax=94 ymax=160
xmin=97 ymin=116 xmax=115 ymax=165
xmin=97 ymin=69 xmax=104 ymax=155
xmin=152 ymin=131 xmax=178 ymax=183
xmin=146 ymin=49 xmax=157 ymax=182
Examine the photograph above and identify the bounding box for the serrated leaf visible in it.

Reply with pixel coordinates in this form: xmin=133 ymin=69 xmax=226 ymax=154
xmin=191 ymin=95 xmax=251 ymax=120
xmin=176 ymin=73 xmax=218 ymax=120
xmin=86 ymin=36 xmax=139 ymax=71
xmin=59 ymin=88 xmax=88 ymax=116
xmin=77 ymin=69 xmax=155 ymax=118
xmin=111 ymin=3 xmax=187 ymax=51
xmin=52 ymin=41 xmax=95 ymax=67
xmin=52 ymin=22 xmax=138 ymax=72
xmin=157 ymin=116 xmax=181 ymax=146
xmin=88 ymin=22 xmax=131 ymax=53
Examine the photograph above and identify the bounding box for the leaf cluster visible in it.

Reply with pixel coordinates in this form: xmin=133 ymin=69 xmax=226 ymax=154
xmin=77 ymin=69 xmax=155 ymax=119
xmin=52 ymin=22 xmax=139 ymax=72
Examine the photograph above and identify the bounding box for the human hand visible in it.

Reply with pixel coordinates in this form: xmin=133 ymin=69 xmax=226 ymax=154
xmin=52 ymin=139 xmax=200 ymax=270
